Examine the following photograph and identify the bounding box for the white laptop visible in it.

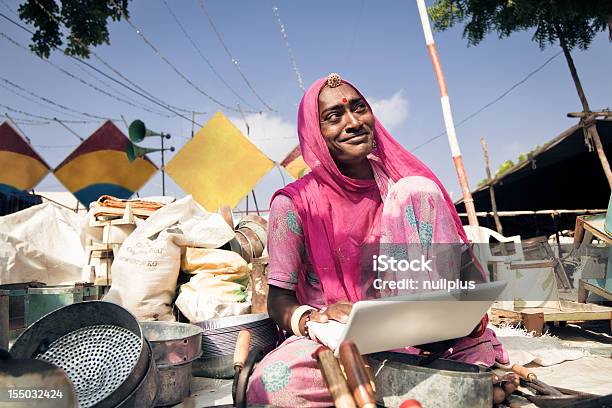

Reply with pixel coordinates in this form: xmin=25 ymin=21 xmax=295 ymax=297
xmin=307 ymin=281 xmax=507 ymax=356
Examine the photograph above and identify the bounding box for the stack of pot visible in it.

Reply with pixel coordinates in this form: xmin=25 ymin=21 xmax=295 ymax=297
xmin=229 ymin=215 xmax=268 ymax=263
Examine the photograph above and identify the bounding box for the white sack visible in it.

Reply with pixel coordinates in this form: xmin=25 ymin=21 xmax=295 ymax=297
xmin=0 ymin=202 xmax=86 ymax=285
xmin=104 ymin=195 xmax=235 ymax=321
xmin=175 ymin=288 xmax=251 ymax=322
xmin=175 ymin=248 xmax=251 ymax=322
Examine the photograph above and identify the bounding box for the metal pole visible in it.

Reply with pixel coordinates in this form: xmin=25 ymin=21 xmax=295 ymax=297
xmin=0 ymin=290 xmax=8 ymax=349
xmin=120 ymin=114 xmax=129 ymax=130
xmin=161 ymin=134 xmax=166 ymax=196
xmin=415 ymin=0 xmax=479 ymax=230
xmin=251 ymin=190 xmax=260 ymax=215
xmin=53 ymin=118 xmax=84 ymax=141
xmin=191 ymin=111 xmax=195 ymax=138
xmin=5 ymin=113 xmax=31 ymax=143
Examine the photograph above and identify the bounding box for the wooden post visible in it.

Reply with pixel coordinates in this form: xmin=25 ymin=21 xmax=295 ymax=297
xmin=558 ymin=29 xmax=612 ymax=189
xmin=480 ymin=138 xmax=503 ymax=235
xmin=584 ymin=121 xmax=612 ymax=190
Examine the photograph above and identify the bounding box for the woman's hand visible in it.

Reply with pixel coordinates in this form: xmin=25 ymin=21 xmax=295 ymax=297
xmin=310 ymin=301 xmax=353 ymax=324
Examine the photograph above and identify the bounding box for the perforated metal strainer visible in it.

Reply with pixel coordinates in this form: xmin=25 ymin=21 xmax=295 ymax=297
xmin=10 ymin=301 xmax=149 ymax=408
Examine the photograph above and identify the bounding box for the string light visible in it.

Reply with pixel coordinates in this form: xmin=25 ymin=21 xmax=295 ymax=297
xmin=1 ymin=76 xmax=116 ymax=121
xmin=0 ymin=11 xmax=205 ymax=127
xmin=0 ymin=82 xmax=95 ymax=120
xmin=197 ymin=0 xmax=274 ymax=111
xmin=109 ymin=0 xmax=250 ymax=113
xmin=2 ymin=4 xmax=204 ymax=118
xmin=271 ymin=2 xmax=304 ymax=91
xmin=0 ymin=103 xmax=103 ymax=123
xmin=162 ymin=0 xmax=258 ymax=111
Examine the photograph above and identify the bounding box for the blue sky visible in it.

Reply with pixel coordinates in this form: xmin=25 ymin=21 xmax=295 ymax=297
xmin=1 ymin=0 xmax=610 ymax=210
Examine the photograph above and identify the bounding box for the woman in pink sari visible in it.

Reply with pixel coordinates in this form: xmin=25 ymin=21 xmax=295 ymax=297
xmin=247 ymin=74 xmax=508 ymax=407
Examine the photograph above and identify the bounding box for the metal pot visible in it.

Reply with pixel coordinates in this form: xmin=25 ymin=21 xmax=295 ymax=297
xmin=140 ymin=322 xmax=202 ymax=365
xmin=156 ymin=362 xmax=192 ymax=406
xmin=139 ymin=321 xmax=202 ymax=406
xmin=367 ymin=352 xmax=492 ymax=408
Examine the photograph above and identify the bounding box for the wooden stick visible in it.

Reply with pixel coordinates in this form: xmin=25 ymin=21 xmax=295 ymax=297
xmin=359 ymin=354 xmax=376 ymax=395
xmin=233 ymin=330 xmax=251 ymax=370
xmin=511 ymin=363 xmax=537 ymax=382
xmin=218 ymin=205 xmax=234 ymax=229
xmin=315 ymin=346 xmax=357 ymax=408
xmin=557 ymin=26 xmax=612 ymax=189
xmin=338 ymin=341 xmax=376 ymax=408
xmin=480 ymin=138 xmax=504 ymax=236
xmin=567 ymin=110 xmax=612 ymax=118
xmin=458 ymin=209 xmax=605 ymax=217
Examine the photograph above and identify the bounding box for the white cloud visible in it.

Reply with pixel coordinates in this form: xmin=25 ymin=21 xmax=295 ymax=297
xmin=368 ymin=89 xmax=409 ymax=130
xmin=228 ymin=112 xmax=298 ymax=162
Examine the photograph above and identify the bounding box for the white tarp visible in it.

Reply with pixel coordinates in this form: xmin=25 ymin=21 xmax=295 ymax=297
xmin=0 ymin=202 xmax=86 ymax=284
xmin=492 ymin=324 xmax=588 ymax=366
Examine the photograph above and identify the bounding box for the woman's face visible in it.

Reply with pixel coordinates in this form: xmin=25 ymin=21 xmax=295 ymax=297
xmin=318 ymin=83 xmax=375 ymax=165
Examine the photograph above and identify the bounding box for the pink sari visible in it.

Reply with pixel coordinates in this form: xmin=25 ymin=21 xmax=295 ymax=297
xmin=248 ymin=78 xmax=506 ymax=407
xmin=272 ymin=77 xmax=483 ymax=305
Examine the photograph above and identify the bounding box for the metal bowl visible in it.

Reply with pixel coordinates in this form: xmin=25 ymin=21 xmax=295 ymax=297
xmin=193 ymin=314 xmax=278 ymax=379
xmin=10 ymin=301 xmax=148 ymax=408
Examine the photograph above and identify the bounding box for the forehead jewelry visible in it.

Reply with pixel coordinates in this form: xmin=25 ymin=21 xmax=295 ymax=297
xmin=326 ymin=72 xmax=342 ymax=88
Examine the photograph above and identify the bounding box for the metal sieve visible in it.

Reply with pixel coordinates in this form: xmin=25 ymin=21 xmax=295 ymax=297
xmin=36 ymin=325 xmax=142 ymax=407
xmin=10 ymin=301 xmax=149 ymax=408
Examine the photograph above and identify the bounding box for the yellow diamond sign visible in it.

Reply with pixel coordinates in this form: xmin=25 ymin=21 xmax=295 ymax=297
xmin=166 ymin=112 xmax=274 ymax=211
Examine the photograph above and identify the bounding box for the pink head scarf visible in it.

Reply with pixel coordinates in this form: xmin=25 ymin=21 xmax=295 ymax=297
xmin=272 ymin=77 xmax=468 ymax=305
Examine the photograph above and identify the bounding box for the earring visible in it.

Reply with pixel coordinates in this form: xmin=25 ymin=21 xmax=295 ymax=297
xmin=372 ymin=139 xmax=378 ymax=149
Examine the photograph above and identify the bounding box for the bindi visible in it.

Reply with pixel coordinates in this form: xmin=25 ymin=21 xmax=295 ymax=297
xmin=341 ymin=97 xmax=348 ymax=104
